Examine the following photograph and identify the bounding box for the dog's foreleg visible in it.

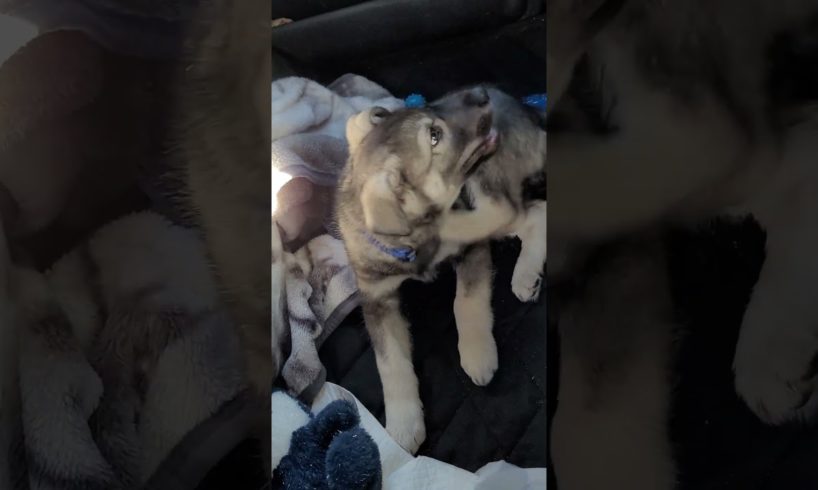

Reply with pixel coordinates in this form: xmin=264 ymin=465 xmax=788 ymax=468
xmin=439 ymin=198 xmax=516 ymax=244
xmin=361 ymin=290 xmax=425 ymax=454
xmin=733 ymin=175 xmax=818 ymax=424
xmin=512 ymin=200 xmax=547 ymax=302
xmin=453 ymin=243 xmax=498 ymax=386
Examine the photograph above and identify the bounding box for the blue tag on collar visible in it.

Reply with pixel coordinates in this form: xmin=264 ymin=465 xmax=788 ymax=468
xmin=361 ymin=231 xmax=417 ymax=263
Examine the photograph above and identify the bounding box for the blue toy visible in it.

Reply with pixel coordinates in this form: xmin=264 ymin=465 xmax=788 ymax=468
xmin=403 ymin=91 xmax=546 ymax=111
xmin=404 ymin=93 xmax=426 ymax=108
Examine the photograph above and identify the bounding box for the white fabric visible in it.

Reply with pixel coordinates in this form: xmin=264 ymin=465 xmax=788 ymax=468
xmin=269 ymin=391 xmax=311 ymax=470
xmin=312 ymin=382 xmax=547 ymax=490
xmin=475 ymin=461 xmax=548 ymax=490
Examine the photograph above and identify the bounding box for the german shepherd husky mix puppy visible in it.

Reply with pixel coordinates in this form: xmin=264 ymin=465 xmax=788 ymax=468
xmin=337 ymin=86 xmax=546 ymax=453
xmin=548 ymin=0 xmax=818 ymax=487
xmin=337 ymin=89 xmax=498 ymax=452
xmin=174 ymin=0 xmax=275 ymax=394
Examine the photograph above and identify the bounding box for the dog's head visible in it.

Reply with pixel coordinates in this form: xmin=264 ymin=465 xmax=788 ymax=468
xmin=346 ymin=87 xmax=498 ymax=236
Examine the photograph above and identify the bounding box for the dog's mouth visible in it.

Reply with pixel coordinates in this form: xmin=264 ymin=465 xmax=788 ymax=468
xmin=464 ymin=128 xmax=500 ymax=176
xmin=482 ymin=127 xmax=499 ymax=154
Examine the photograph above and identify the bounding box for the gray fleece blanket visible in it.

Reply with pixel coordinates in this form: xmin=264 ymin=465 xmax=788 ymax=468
xmin=271 ymin=75 xmax=404 ymax=400
xmin=5 ymin=212 xmax=248 ymax=490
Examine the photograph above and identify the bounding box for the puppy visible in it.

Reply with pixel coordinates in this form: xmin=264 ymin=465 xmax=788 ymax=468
xmin=336 ymin=90 xmax=499 ymax=452
xmin=338 ymin=85 xmax=546 ymax=453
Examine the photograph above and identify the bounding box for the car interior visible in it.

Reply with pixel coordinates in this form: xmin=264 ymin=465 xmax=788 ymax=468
xmin=272 ymin=0 xmax=548 ymax=473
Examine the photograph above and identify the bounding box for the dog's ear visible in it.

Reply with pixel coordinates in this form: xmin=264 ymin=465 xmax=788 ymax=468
xmin=346 ymin=106 xmax=391 ymax=152
xmin=360 ymin=170 xmax=410 ymax=236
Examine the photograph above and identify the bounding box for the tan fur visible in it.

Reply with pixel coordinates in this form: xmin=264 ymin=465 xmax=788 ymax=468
xmin=337 ymin=98 xmax=499 ymax=453
xmin=174 ymin=0 xmax=274 ymax=395
xmin=359 ymin=158 xmax=410 ymax=236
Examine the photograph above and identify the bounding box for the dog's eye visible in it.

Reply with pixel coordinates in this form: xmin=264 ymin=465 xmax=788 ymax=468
xmin=430 ymin=126 xmax=443 ymax=147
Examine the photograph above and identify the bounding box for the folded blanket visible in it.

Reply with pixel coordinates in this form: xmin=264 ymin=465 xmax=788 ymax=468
xmin=272 ymin=75 xmax=403 ymax=400
xmin=13 ymin=211 xmax=247 ymax=489
xmin=272 ymin=74 xmax=404 ymax=244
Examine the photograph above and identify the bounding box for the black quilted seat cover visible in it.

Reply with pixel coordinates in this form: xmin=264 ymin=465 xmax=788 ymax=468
xmin=668 ymin=219 xmax=818 ymax=490
xmin=547 ymin=218 xmax=818 ymax=489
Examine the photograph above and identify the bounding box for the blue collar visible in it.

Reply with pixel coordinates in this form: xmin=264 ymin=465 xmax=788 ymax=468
xmin=360 ymin=230 xmax=417 ymax=263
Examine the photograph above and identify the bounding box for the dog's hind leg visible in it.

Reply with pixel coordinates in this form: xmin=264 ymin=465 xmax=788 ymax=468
xmin=360 ymin=290 xmax=426 ymax=454
xmin=551 ymin=242 xmax=677 ymax=490
xmin=453 ymin=243 xmax=498 ymax=386
xmin=512 ymin=200 xmax=547 ymax=302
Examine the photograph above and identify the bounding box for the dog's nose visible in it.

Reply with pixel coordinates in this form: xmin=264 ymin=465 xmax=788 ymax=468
xmin=465 ymin=86 xmax=490 ymax=107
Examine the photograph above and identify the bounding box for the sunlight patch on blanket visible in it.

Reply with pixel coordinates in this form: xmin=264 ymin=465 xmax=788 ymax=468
xmin=271 ymin=167 xmax=293 ymax=215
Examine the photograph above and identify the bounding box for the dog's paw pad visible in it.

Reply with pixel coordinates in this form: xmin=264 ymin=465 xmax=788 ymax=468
xmin=735 ymin=361 xmax=818 ymax=425
xmin=734 ymin=330 xmax=818 ymax=425
xmin=512 ymin=269 xmax=542 ymax=302
xmin=459 ymin=335 xmax=498 ymax=386
xmin=386 ymin=404 xmax=426 ymax=454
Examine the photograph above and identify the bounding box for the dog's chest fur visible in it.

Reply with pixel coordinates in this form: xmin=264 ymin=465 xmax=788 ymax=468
xmin=345 ymin=222 xmax=464 ymax=288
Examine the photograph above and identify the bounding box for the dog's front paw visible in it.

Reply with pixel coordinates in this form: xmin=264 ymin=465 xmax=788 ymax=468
xmin=386 ymin=402 xmax=426 ymax=454
xmin=459 ymin=332 xmax=498 ymax=386
xmin=734 ymin=308 xmax=818 ymax=424
xmin=512 ymin=266 xmax=542 ymax=303
xmin=734 ymin=340 xmax=818 ymax=425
